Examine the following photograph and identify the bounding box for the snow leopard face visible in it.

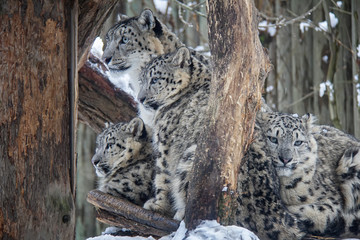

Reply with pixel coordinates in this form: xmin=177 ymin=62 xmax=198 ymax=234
xmin=102 ymin=9 xmax=167 ymax=71
xmin=102 ymin=9 xmax=166 ymax=94
xmin=91 ymin=117 xmax=149 ymax=177
xmin=137 ymin=47 xmax=192 ymax=110
xmin=257 ymin=112 xmax=317 ymax=177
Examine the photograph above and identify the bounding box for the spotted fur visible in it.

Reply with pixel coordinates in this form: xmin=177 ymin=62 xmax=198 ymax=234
xmin=91 ymin=117 xmax=154 ymax=205
xmin=138 ymin=47 xmax=211 ymax=220
xmin=102 ymin=10 xmax=187 ymax=94
xmin=313 ymin=125 xmax=360 ymax=216
xmin=255 ymin=112 xmax=360 ymax=238
xmin=235 ymin=117 xmax=308 ymax=240
xmin=102 ymin=9 xmax=209 ymax=127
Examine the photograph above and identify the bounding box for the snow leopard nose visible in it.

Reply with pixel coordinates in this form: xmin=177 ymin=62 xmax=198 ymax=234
xmin=279 ymin=156 xmax=293 ymax=165
xmin=104 ymin=57 xmax=112 ymax=65
xmin=139 ymin=97 xmax=145 ymax=103
xmin=91 ymin=156 xmax=100 ymax=166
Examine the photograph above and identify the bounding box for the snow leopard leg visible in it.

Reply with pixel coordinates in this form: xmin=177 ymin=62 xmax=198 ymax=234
xmin=143 ymin=150 xmax=173 ymax=217
xmin=287 ymin=200 xmax=345 ymax=236
xmin=172 ymin=145 xmax=196 ymax=220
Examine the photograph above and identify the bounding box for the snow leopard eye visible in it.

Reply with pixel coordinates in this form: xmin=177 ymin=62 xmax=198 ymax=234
xmin=267 ymin=136 xmax=278 ymax=144
xmin=294 ymin=140 xmax=303 ymax=146
xmin=105 ymin=143 xmax=113 ymax=150
xmin=150 ymin=78 xmax=160 ymax=84
xmin=121 ymin=36 xmax=129 ymax=44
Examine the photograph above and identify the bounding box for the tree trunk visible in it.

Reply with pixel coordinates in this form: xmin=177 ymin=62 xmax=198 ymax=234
xmin=185 ymin=0 xmax=271 ymax=229
xmin=0 ymin=1 xmax=76 ymax=239
xmin=352 ymin=0 xmax=360 ymax=139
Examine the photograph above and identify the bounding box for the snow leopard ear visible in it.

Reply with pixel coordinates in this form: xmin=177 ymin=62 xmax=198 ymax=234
xmin=137 ymin=9 xmax=156 ymax=31
xmin=301 ymin=113 xmax=317 ymax=132
xmin=104 ymin=122 xmax=114 ymax=129
xmin=172 ymin=47 xmax=191 ymax=68
xmin=127 ymin=117 xmax=147 ymax=139
xmin=118 ymin=13 xmax=129 ymax=22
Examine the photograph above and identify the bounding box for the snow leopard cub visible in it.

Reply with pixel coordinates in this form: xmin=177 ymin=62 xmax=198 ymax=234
xmin=138 ymin=47 xmax=211 ymax=220
xmin=91 ymin=117 xmax=154 ymax=205
xmin=258 ymin=112 xmax=360 ymax=237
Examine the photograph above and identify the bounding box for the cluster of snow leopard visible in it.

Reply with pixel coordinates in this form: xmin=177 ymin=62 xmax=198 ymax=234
xmin=92 ymin=8 xmax=360 ymax=239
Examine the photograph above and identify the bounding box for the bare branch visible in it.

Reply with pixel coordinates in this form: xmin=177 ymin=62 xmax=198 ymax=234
xmin=259 ymin=0 xmax=324 ymax=28
xmin=178 ymin=5 xmax=194 ymax=27
xmin=172 ymin=0 xmax=207 ymax=18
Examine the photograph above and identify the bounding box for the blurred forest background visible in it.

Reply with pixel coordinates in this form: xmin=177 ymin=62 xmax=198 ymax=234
xmin=76 ymin=0 xmax=360 ymax=239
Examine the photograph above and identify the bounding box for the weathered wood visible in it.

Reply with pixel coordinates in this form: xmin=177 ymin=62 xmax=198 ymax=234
xmin=96 ymin=209 xmax=171 ymax=238
xmin=0 ymin=1 xmax=76 ymax=239
xmin=351 ymin=0 xmax=360 ymax=139
xmin=75 ymin=124 xmax=104 ymax=238
xmin=185 ymin=0 xmax=271 ymax=229
xmin=78 ymin=54 xmax=137 ymax=133
xmin=87 ymin=190 xmax=180 ymax=233
xmin=78 ymin=0 xmax=119 ymax=69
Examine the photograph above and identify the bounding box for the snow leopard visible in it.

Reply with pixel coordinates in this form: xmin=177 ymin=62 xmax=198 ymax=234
xmin=91 ymin=117 xmax=154 ymax=205
xmin=313 ymin=124 xmax=360 ymax=214
xmin=235 ymin=115 xmax=308 ymax=240
xmin=102 ymin=9 xmax=209 ymax=127
xmin=256 ymin=112 xmax=360 ymax=237
xmin=137 ymin=46 xmax=211 ymax=220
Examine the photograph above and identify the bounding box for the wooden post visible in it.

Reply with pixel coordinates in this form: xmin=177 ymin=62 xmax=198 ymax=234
xmin=185 ymin=0 xmax=271 ymax=229
xmin=0 ymin=1 xmax=76 ymax=238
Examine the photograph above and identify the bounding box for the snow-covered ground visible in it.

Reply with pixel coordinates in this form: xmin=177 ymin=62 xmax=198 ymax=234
xmin=87 ymin=221 xmax=259 ymax=240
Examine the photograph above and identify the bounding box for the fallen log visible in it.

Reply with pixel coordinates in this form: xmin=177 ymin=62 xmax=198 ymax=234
xmin=87 ymin=189 xmax=180 ymax=237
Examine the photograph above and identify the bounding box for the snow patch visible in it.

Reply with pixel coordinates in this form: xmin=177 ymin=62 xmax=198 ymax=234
xmin=319 ymin=80 xmax=334 ymax=101
xmin=222 ymin=186 xmax=228 ymax=192
xmin=258 ymin=21 xmax=276 ymax=37
xmin=336 ymin=1 xmax=343 ymax=8
xmin=106 ymin=71 xmax=136 ymax=97
xmin=317 ymin=21 xmax=328 ymax=32
xmin=163 ymin=220 xmax=260 ymax=240
xmin=329 ymin=12 xmax=339 ymax=28
xmin=91 ymin=37 xmax=104 ymax=59
xmin=88 ymin=235 xmax=154 ymax=240
xmin=299 ymin=21 xmax=311 ymax=33
xmin=88 ymin=221 xmax=260 ymax=240
xmin=357 ymin=44 xmax=360 ymax=58
xmin=316 ymin=12 xmax=338 ymax=32
xmin=319 ymin=82 xmax=327 ymax=97
xmin=266 ymin=85 xmax=274 ymax=93
xmin=154 ymin=0 xmax=170 ymax=14
xmin=292 ymin=113 xmax=299 ymax=117
xmin=322 ymin=55 xmax=328 ymax=63
xmin=194 ymin=45 xmax=205 ymax=51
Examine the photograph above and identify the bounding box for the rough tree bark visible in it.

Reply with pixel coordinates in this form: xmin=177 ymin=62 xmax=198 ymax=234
xmin=185 ymin=0 xmax=271 ymax=229
xmin=0 ymin=1 xmax=76 ymax=239
xmin=78 ymin=0 xmax=119 ymax=69
xmin=78 ymin=54 xmax=137 ymax=133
